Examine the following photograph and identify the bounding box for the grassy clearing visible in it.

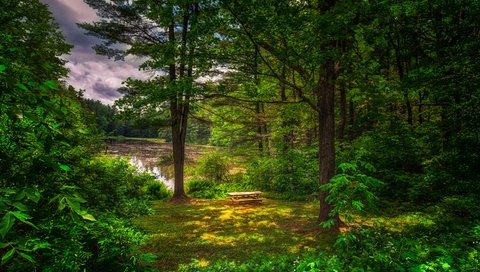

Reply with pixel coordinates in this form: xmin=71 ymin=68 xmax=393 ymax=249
xmin=135 ymin=199 xmax=439 ymax=271
xmin=135 ymin=199 xmax=336 ymax=271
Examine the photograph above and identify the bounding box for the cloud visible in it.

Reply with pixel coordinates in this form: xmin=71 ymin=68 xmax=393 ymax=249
xmin=65 ymin=57 xmax=148 ymax=104
xmin=41 ymin=0 xmax=148 ymax=105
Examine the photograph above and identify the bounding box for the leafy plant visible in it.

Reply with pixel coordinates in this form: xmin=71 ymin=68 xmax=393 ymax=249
xmin=196 ymin=153 xmax=229 ymax=183
xmin=321 ymin=161 xmax=383 ymax=228
xmin=146 ymin=181 xmax=172 ymax=200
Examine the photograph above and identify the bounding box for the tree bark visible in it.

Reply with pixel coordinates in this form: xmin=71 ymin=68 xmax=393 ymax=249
xmin=317 ymin=59 xmax=340 ymax=225
xmin=171 ymin=98 xmax=189 ymax=199
xmin=255 ymin=101 xmax=264 ymax=153
xmin=348 ymin=99 xmax=355 ymax=140
xmin=169 ymin=13 xmax=189 ymax=199
xmin=280 ymin=65 xmax=294 ymax=151
xmin=337 ymin=83 xmax=347 ymax=140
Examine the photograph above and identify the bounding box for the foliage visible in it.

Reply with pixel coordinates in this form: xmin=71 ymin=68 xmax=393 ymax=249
xmin=0 ymin=1 xmax=155 ymax=270
xmin=245 ymin=149 xmax=318 ymax=200
xmin=179 ymin=221 xmax=480 ymax=272
xmin=146 ymin=181 xmax=172 ymax=200
xmin=78 ymin=156 xmax=154 ymax=217
xmin=320 ymin=161 xmax=383 ymax=227
xmin=186 ymin=178 xmax=254 ymax=199
xmin=196 ymin=152 xmax=229 ymax=183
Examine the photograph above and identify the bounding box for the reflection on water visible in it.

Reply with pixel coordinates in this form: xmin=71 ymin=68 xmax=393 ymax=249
xmin=130 ymin=156 xmax=174 ymax=190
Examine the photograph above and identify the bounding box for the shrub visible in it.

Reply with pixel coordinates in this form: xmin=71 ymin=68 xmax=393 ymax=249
xmin=78 ymin=156 xmax=155 ymax=217
xmin=244 ymin=149 xmax=318 ymax=200
xmin=186 ymin=179 xmax=218 ymax=198
xmin=146 ymin=181 xmax=172 ymax=200
xmin=196 ymin=153 xmax=229 ymax=183
xmin=186 ymin=178 xmax=255 ymax=199
xmin=321 ymin=161 xmax=383 ymax=227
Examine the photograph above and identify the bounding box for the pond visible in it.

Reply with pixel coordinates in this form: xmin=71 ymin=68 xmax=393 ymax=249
xmin=129 ymin=155 xmax=174 ymax=190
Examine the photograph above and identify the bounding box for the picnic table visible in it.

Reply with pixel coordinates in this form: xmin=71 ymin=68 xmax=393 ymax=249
xmin=228 ymin=191 xmax=264 ymax=204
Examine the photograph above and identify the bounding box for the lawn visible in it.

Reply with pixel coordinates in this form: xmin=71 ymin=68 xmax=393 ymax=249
xmin=135 ymin=199 xmax=337 ymax=271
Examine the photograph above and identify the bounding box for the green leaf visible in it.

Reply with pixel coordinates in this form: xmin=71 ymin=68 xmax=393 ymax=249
xmin=80 ymin=213 xmax=96 ymax=222
xmin=14 ymin=190 xmax=26 ymax=201
xmin=65 ymin=197 xmax=81 ymax=213
xmin=58 ymin=198 xmax=66 ymax=211
xmin=17 ymin=251 xmax=35 ymax=264
xmin=0 ymin=242 xmax=11 ymax=249
xmin=24 ymin=189 xmax=40 ymax=203
xmin=11 ymin=211 xmax=38 ymax=229
xmin=1 ymin=248 xmax=15 ymax=265
xmin=0 ymin=213 xmax=15 ymax=239
xmin=0 ymin=64 xmax=6 ymax=72
xmin=11 ymin=211 xmax=30 ymax=221
xmin=44 ymin=80 xmax=58 ymax=90
xmin=59 ymin=164 xmax=71 ymax=172
xmin=12 ymin=202 xmax=28 ymax=211
xmin=16 ymin=83 xmax=29 ymax=92
xmin=352 ymin=200 xmax=365 ymax=211
xmin=32 ymin=242 xmax=51 ymax=251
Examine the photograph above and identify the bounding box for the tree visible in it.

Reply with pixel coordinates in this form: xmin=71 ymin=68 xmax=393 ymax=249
xmin=81 ymin=0 xmax=222 ymax=198
xmin=220 ymin=0 xmax=361 ymax=225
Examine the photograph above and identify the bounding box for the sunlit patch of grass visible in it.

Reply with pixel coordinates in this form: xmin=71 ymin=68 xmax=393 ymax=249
xmin=135 ymin=199 xmax=335 ymax=271
xmin=352 ymin=210 xmax=436 ymax=232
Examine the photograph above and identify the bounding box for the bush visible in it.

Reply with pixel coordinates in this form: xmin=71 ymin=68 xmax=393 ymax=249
xmin=146 ymin=181 xmax=172 ymax=200
xmin=186 ymin=178 xmax=255 ymax=199
xmin=244 ymin=149 xmax=318 ymax=200
xmin=196 ymin=153 xmax=229 ymax=183
xmin=78 ymin=156 xmax=155 ymax=217
xmin=321 ymin=161 xmax=383 ymax=227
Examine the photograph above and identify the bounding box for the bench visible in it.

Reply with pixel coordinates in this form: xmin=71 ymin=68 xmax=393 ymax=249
xmin=228 ymin=191 xmax=264 ymax=204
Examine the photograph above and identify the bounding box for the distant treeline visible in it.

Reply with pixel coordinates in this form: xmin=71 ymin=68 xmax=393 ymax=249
xmin=82 ymin=97 xmax=210 ymax=144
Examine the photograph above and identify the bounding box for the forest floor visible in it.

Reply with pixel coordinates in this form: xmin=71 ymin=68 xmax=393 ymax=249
xmin=134 ymin=199 xmax=438 ymax=271
xmin=135 ymin=199 xmax=337 ymax=271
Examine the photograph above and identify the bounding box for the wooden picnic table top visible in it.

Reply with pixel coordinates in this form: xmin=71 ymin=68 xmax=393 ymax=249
xmin=227 ymin=191 xmax=262 ymax=196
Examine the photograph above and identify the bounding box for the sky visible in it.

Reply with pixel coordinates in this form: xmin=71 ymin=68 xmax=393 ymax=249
xmin=41 ymin=0 xmax=148 ymax=105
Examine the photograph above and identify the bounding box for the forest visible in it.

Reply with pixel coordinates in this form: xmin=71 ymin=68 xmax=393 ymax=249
xmin=1 ymin=0 xmax=480 ymax=271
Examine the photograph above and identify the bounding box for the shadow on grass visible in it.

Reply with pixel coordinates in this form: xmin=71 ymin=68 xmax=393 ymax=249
xmin=135 ymin=199 xmax=336 ymax=271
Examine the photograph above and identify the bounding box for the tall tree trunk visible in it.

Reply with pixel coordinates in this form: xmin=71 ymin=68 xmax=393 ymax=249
xmin=256 ymin=101 xmax=264 ymax=153
xmin=317 ymin=59 xmax=340 ymax=225
xmin=418 ymin=92 xmax=424 ymax=124
xmin=171 ymin=98 xmax=189 ymax=199
xmin=337 ymin=83 xmax=347 ymax=140
xmin=348 ymin=99 xmax=354 ymax=139
xmin=169 ymin=13 xmax=190 ymax=199
xmin=403 ymin=89 xmax=413 ymax=125
xmin=280 ymin=65 xmax=293 ymax=151
xmin=261 ymin=102 xmax=270 ymax=155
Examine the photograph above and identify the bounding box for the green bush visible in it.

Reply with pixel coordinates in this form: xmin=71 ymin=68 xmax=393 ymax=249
xmin=146 ymin=181 xmax=172 ymax=200
xmin=321 ymin=161 xmax=383 ymax=227
xmin=0 ymin=187 xmax=154 ymax=272
xmin=79 ymin=156 xmax=154 ymax=217
xmin=244 ymin=149 xmax=318 ymax=200
xmin=196 ymin=153 xmax=229 ymax=183
xmin=186 ymin=178 xmax=255 ymax=199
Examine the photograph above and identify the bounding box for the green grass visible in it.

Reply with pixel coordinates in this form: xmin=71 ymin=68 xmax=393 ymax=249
xmin=135 ymin=199 xmax=440 ymax=271
xmin=135 ymin=199 xmax=336 ymax=271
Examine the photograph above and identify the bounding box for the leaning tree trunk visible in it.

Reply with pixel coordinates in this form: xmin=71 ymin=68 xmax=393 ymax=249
xmin=317 ymin=59 xmax=340 ymax=226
